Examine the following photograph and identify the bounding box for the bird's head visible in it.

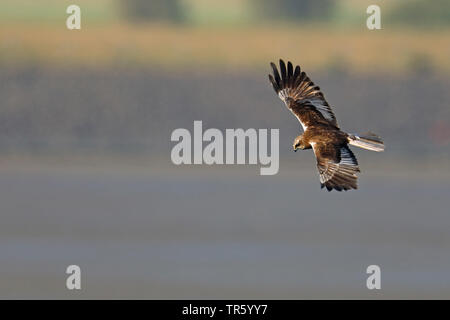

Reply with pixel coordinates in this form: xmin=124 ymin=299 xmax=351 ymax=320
xmin=293 ymin=136 xmax=303 ymax=152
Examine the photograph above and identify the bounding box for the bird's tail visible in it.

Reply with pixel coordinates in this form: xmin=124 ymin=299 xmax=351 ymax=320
xmin=347 ymin=132 xmax=385 ymax=152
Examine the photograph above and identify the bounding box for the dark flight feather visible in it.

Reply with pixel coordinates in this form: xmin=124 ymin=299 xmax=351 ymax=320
xmin=268 ymin=59 xmax=338 ymax=128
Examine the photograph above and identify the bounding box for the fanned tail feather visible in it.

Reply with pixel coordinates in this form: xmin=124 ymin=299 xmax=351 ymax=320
xmin=348 ymin=132 xmax=384 ymax=152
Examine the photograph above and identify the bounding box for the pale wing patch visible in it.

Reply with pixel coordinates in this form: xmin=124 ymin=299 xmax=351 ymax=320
xmin=312 ymin=144 xmax=360 ymax=191
xmin=338 ymin=146 xmax=359 ymax=167
xmin=278 ymin=89 xmax=288 ymax=102
xmin=308 ymin=98 xmax=336 ymax=123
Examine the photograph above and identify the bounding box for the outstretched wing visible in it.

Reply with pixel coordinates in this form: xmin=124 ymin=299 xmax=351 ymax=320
xmin=268 ymin=59 xmax=338 ymax=130
xmin=312 ymin=142 xmax=360 ymax=191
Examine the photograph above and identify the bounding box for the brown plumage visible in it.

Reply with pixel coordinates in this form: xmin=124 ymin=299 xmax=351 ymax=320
xmin=268 ymin=59 xmax=384 ymax=191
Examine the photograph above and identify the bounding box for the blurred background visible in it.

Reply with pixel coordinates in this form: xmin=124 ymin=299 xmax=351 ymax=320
xmin=1 ymin=0 xmax=450 ymax=299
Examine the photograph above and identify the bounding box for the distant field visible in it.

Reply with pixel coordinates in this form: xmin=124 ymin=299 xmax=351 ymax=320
xmin=1 ymin=23 xmax=449 ymax=74
xmin=0 ymin=0 xmax=448 ymax=74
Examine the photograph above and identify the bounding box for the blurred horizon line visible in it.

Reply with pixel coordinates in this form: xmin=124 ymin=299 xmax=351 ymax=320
xmin=1 ymin=23 xmax=449 ymax=75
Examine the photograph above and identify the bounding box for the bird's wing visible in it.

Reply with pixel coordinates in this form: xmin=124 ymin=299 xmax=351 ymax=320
xmin=312 ymin=142 xmax=360 ymax=191
xmin=268 ymin=59 xmax=338 ymax=130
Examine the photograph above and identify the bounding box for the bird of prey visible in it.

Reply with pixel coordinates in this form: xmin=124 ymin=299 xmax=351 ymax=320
xmin=268 ymin=59 xmax=384 ymax=191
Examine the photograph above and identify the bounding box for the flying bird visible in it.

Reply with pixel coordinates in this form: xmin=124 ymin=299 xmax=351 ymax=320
xmin=268 ymin=59 xmax=384 ymax=191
